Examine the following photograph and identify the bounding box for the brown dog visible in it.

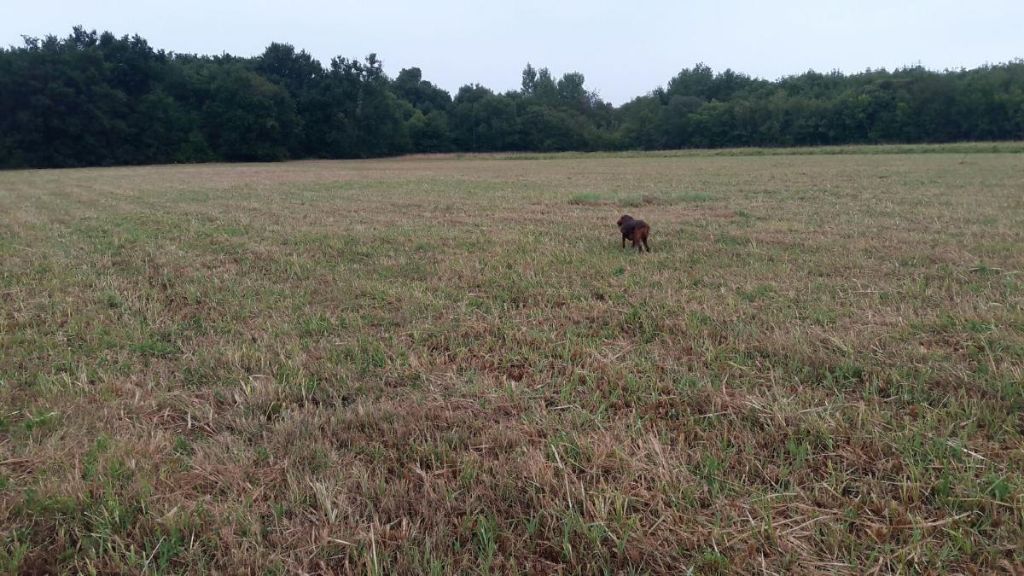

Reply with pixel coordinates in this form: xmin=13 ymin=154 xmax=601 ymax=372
xmin=617 ymin=215 xmax=651 ymax=253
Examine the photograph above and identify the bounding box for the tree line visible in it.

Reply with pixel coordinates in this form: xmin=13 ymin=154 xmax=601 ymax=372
xmin=2 ymin=27 xmax=1023 ymax=168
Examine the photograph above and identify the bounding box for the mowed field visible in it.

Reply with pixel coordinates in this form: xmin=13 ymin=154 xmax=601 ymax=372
xmin=1 ymin=148 xmax=1023 ymax=574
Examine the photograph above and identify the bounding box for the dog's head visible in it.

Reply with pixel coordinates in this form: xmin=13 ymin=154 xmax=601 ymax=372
xmin=616 ymin=215 xmax=634 ymax=228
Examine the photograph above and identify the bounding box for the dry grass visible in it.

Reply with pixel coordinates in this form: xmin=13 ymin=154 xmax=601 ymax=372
xmin=1 ymin=147 xmax=1023 ymax=574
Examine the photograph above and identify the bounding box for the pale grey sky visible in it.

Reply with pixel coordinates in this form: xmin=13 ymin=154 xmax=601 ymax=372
xmin=3 ymin=0 xmax=1022 ymax=104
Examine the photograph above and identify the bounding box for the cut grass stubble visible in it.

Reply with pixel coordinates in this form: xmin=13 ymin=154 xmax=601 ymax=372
xmin=1 ymin=146 xmax=1023 ymax=574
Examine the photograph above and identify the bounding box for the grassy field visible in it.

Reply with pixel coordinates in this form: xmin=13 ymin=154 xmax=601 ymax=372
xmin=1 ymin=148 xmax=1023 ymax=574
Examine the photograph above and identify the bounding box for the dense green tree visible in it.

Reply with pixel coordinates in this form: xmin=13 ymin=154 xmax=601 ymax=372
xmin=451 ymin=85 xmax=518 ymax=151
xmin=301 ymin=55 xmax=409 ymax=157
xmin=1 ymin=27 xmax=1023 ymax=169
xmin=202 ymin=65 xmax=298 ymax=161
xmin=406 ymin=109 xmax=453 ymax=152
xmin=256 ymin=43 xmax=322 ymax=96
xmin=393 ymin=67 xmax=452 ymax=114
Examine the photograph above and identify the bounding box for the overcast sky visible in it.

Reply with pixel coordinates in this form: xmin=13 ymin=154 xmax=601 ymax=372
xmin=3 ymin=0 xmax=1023 ymax=105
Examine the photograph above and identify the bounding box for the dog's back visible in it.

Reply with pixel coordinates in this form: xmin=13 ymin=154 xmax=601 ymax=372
xmin=620 ymin=218 xmax=646 ymax=236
